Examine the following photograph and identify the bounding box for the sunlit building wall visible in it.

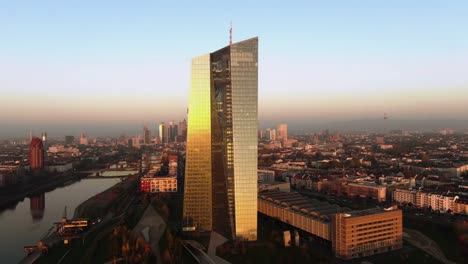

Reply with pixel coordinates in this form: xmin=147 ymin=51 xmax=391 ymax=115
xmin=184 ymin=54 xmax=213 ymax=232
xmin=184 ymin=37 xmax=258 ymax=240
xmin=259 ymin=192 xmax=403 ymax=259
xmin=159 ymin=122 xmax=169 ymax=143
xmin=29 ymin=137 xmax=44 ymax=170
xmin=277 ymin=123 xmax=288 ymax=141
xmin=331 ymin=209 xmax=403 ymax=259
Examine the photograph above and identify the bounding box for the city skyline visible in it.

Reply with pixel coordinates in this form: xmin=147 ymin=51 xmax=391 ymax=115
xmin=1 ymin=1 xmax=467 ymax=137
xmin=2 ymin=2 xmax=467 ymax=263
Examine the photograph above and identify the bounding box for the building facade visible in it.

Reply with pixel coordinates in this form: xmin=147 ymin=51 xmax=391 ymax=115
xmin=79 ymin=133 xmax=88 ymax=145
xmin=331 ymin=208 xmax=402 ymax=259
xmin=159 ymin=122 xmax=169 ymax=144
xmin=183 ymin=37 xmax=258 ymax=240
xmin=345 ymin=183 xmax=387 ymax=202
xmin=168 ymin=120 xmax=178 ymax=142
xmin=393 ymin=189 xmax=463 ymax=214
xmin=258 ymin=191 xmax=403 ymax=260
xmin=29 ymin=137 xmax=44 ymax=170
xmin=265 ymin=128 xmax=276 ymax=141
xmin=140 ymin=176 xmax=177 ymax=193
xmin=277 ymin=123 xmax=288 ymax=141
xmin=178 ymin=119 xmax=188 ymax=142
xmin=143 ymin=125 xmax=151 ymax=144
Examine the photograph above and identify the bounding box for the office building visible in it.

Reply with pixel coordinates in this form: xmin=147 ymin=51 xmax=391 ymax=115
xmin=143 ymin=125 xmax=151 ymax=144
xmin=331 ymin=208 xmax=402 ymax=259
xmin=178 ymin=119 xmax=188 ymax=141
xmin=184 ymin=37 xmax=258 ymax=240
xmin=265 ymin=128 xmax=276 ymax=141
xmin=159 ymin=122 xmax=169 ymax=144
xmin=345 ymin=182 xmax=387 ymax=202
xmin=132 ymin=136 xmax=141 ymax=148
xmin=258 ymin=191 xmax=403 ymax=260
xmin=277 ymin=123 xmax=288 ymax=141
xmin=29 ymin=137 xmax=44 ymax=170
xmin=141 ymin=176 xmax=177 ymax=193
xmin=41 ymin=131 xmax=47 ymax=149
xmin=79 ymin=133 xmax=88 ymax=145
xmin=168 ymin=120 xmax=178 ymax=142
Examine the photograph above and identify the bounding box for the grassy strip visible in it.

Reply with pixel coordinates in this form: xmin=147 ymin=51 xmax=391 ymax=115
xmin=403 ymin=216 xmax=466 ymax=263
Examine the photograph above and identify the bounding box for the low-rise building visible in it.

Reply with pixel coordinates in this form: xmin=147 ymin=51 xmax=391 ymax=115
xmin=140 ymin=176 xmax=177 ymax=193
xmin=393 ymin=189 xmax=463 ymax=214
xmin=258 ymin=169 xmax=275 ymax=183
xmin=453 ymin=199 xmax=468 ymax=215
xmin=259 ymin=181 xmax=290 ymax=192
xmin=331 ymin=207 xmax=402 ymax=259
xmin=258 ymin=191 xmax=403 ymax=260
xmin=345 ymin=182 xmax=387 ymax=202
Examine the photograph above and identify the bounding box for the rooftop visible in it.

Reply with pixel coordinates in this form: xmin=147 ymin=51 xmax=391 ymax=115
xmin=342 ymin=207 xmax=398 ymax=218
xmin=259 ymin=191 xmax=351 ymax=222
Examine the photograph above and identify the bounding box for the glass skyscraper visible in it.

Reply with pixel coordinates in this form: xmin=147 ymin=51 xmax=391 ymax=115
xmin=183 ymin=37 xmax=258 ymax=241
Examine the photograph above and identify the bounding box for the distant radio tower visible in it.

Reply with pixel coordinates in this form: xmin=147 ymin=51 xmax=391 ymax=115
xmin=384 ymin=113 xmax=389 ymax=120
xmin=229 ymin=21 xmax=232 ymax=46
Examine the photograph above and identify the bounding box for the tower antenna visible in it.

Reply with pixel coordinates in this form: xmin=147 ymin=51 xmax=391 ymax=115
xmin=230 ymin=21 xmax=232 ymax=46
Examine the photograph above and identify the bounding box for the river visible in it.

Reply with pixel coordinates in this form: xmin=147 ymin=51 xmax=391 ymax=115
xmin=0 ymin=177 xmax=120 ymax=263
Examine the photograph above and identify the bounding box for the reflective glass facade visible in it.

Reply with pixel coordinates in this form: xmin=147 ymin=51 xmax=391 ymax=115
xmin=184 ymin=37 xmax=258 ymax=241
xmin=230 ymin=38 xmax=258 ymax=240
xmin=183 ymin=54 xmax=213 ymax=231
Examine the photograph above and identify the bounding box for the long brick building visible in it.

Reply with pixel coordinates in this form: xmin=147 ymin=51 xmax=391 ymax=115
xmin=258 ymin=191 xmax=402 ymax=259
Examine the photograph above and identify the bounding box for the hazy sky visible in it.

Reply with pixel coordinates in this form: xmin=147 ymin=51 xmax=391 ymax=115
xmin=1 ymin=1 xmax=467 ymax=137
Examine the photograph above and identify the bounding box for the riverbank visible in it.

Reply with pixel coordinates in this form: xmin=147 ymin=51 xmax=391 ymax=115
xmin=30 ymin=173 xmax=142 ymax=263
xmin=0 ymin=172 xmax=87 ymax=211
xmin=0 ymin=177 xmax=121 ymax=264
xmin=74 ymin=173 xmax=140 ymax=219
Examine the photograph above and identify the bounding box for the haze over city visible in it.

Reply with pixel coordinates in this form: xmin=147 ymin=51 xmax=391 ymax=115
xmin=1 ymin=1 xmax=467 ymax=137
xmin=2 ymin=1 xmax=468 ymax=264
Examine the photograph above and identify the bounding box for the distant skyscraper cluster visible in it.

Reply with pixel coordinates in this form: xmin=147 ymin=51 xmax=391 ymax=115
xmin=159 ymin=119 xmax=187 ymax=144
xmin=183 ymin=37 xmax=258 ymax=240
xmin=261 ymin=123 xmax=288 ymax=142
